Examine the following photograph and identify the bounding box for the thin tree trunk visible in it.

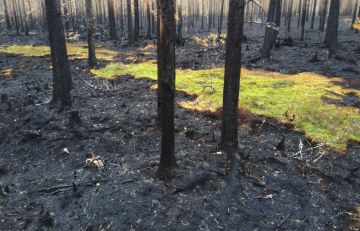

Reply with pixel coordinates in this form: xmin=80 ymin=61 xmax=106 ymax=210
xmin=351 ymin=0 xmax=359 ymax=30
xmin=220 ymin=0 xmax=245 ymax=154
xmin=287 ymin=0 xmax=293 ymax=32
xmin=146 ymin=0 xmax=151 ymax=37
xmin=127 ymin=0 xmax=133 ymax=43
xmin=320 ymin=0 xmax=328 ymax=31
xmin=297 ymin=0 xmax=302 ymax=28
xmin=325 ymin=0 xmax=339 ymax=58
xmin=3 ymin=0 xmax=11 ymax=30
xmin=120 ymin=0 xmax=124 ymax=36
xmin=157 ymin=0 xmax=177 ymax=179
xmin=85 ymin=0 xmax=96 ymax=67
xmin=300 ymin=0 xmax=308 ymax=41
xmin=108 ymin=0 xmax=117 ymax=40
xmin=23 ymin=0 xmax=30 ymax=36
xmin=134 ymin=0 xmax=140 ymax=41
xmin=218 ymin=0 xmax=225 ymax=37
xmin=262 ymin=0 xmax=277 ymax=58
xmin=310 ymin=0 xmax=317 ymax=29
xmin=177 ymin=0 xmax=183 ymax=43
xmin=12 ymin=0 xmax=20 ymax=35
xmin=44 ymin=0 xmax=72 ymax=110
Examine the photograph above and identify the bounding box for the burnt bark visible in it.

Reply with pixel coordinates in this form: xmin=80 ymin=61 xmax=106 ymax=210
xmin=319 ymin=0 xmax=328 ymax=31
xmin=218 ymin=0 xmax=225 ymax=37
xmin=325 ymin=0 xmax=340 ymax=58
xmin=157 ymin=0 xmax=177 ymax=178
xmin=107 ymin=0 xmax=117 ymax=40
xmin=310 ymin=0 xmax=317 ymax=29
xmin=300 ymin=0 xmax=308 ymax=41
xmin=3 ymin=0 xmax=11 ymax=30
xmin=351 ymin=0 xmax=359 ymax=30
xmin=262 ymin=0 xmax=277 ymax=58
xmin=127 ymin=0 xmax=133 ymax=43
xmin=146 ymin=0 xmax=151 ymax=37
xmin=44 ymin=0 xmax=72 ymax=110
xmin=134 ymin=0 xmax=140 ymax=41
xmin=85 ymin=0 xmax=96 ymax=67
xmin=219 ymin=0 xmax=245 ymax=154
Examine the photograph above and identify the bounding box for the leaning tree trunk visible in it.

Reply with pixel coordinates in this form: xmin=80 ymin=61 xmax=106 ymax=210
xmin=127 ymin=0 xmax=133 ymax=43
xmin=85 ymin=0 xmax=96 ymax=67
xmin=134 ymin=0 xmax=140 ymax=41
xmin=157 ymin=0 xmax=177 ymax=179
xmin=300 ymin=0 xmax=308 ymax=41
xmin=262 ymin=0 xmax=277 ymax=58
xmin=220 ymin=0 xmax=245 ymax=155
xmin=351 ymin=0 xmax=359 ymax=30
xmin=107 ymin=0 xmax=117 ymax=40
xmin=325 ymin=0 xmax=340 ymax=58
xmin=3 ymin=0 xmax=11 ymax=30
xmin=44 ymin=0 xmax=72 ymax=110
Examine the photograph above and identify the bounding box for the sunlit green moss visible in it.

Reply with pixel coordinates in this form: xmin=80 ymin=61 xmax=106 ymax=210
xmin=0 ymin=43 xmax=118 ymax=61
xmin=91 ymin=61 xmax=360 ymax=151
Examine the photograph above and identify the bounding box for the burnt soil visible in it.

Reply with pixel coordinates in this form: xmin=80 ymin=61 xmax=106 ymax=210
xmin=1 ymin=27 xmax=360 ymax=230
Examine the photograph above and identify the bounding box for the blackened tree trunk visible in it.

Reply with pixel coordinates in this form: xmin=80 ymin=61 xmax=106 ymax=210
xmin=320 ymin=0 xmax=328 ymax=31
xmin=107 ymin=0 xmax=117 ymax=40
xmin=63 ymin=0 xmax=70 ymax=39
xmin=287 ymin=0 xmax=293 ymax=32
xmin=273 ymin=0 xmax=282 ymax=42
xmin=12 ymin=0 xmax=20 ymax=35
xmin=134 ymin=0 xmax=140 ymax=41
xmin=220 ymin=0 xmax=245 ymax=154
xmin=157 ymin=0 xmax=176 ymax=178
xmin=297 ymin=0 xmax=302 ymax=28
xmin=177 ymin=0 xmax=183 ymax=43
xmin=325 ymin=0 xmax=339 ymax=58
xmin=127 ymin=0 xmax=133 ymax=43
xmin=3 ymin=0 xmax=11 ymax=30
xmin=23 ymin=0 xmax=30 ymax=36
xmin=310 ymin=0 xmax=317 ymax=29
xmin=44 ymin=0 xmax=72 ymax=110
xmin=120 ymin=0 xmax=124 ymax=36
xmin=300 ymin=0 xmax=308 ymax=41
xmin=85 ymin=0 xmax=96 ymax=67
xmin=201 ymin=0 xmax=204 ymax=30
xmin=218 ymin=0 xmax=225 ymax=37
xmin=262 ymin=0 xmax=277 ymax=58
xmin=146 ymin=0 xmax=151 ymax=37
xmin=351 ymin=0 xmax=359 ymax=30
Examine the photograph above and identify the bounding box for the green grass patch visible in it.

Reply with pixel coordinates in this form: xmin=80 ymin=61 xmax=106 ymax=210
xmin=91 ymin=61 xmax=360 ymax=151
xmin=0 ymin=43 xmax=118 ymax=61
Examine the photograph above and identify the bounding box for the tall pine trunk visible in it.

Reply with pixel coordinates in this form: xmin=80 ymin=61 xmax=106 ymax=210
xmin=220 ymin=0 xmax=245 ymax=154
xmin=262 ymin=0 xmax=277 ymax=58
xmin=146 ymin=0 xmax=151 ymax=37
xmin=44 ymin=0 xmax=72 ymax=110
xmin=3 ymin=0 xmax=11 ymax=30
xmin=157 ymin=0 xmax=177 ymax=179
xmin=300 ymin=0 xmax=308 ymax=41
xmin=85 ymin=0 xmax=96 ymax=67
xmin=218 ymin=0 xmax=225 ymax=37
xmin=325 ymin=0 xmax=339 ymax=58
xmin=127 ymin=0 xmax=133 ymax=43
xmin=310 ymin=0 xmax=317 ymax=29
xmin=108 ymin=0 xmax=117 ymax=40
xmin=134 ymin=0 xmax=140 ymax=41
xmin=351 ymin=0 xmax=359 ymax=30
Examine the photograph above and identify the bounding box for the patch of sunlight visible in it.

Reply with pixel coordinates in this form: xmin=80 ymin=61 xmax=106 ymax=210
xmin=353 ymin=23 xmax=360 ymax=30
xmin=91 ymin=61 xmax=360 ymax=151
xmin=350 ymin=206 xmax=360 ymax=228
xmin=0 ymin=68 xmax=14 ymax=78
xmin=0 ymin=43 xmax=118 ymax=61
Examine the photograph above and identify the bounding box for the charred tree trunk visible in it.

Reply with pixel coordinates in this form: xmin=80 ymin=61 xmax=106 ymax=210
xmin=120 ymin=0 xmax=124 ymax=36
xmin=107 ymin=0 xmax=117 ymax=40
xmin=319 ymin=0 xmax=328 ymax=31
xmin=12 ymin=1 xmax=20 ymax=35
xmin=220 ymin=0 xmax=245 ymax=154
xmin=287 ymin=0 xmax=293 ymax=32
xmin=273 ymin=0 xmax=282 ymax=42
xmin=157 ymin=0 xmax=177 ymax=178
xmin=23 ymin=0 xmax=30 ymax=36
xmin=297 ymin=0 xmax=302 ymax=28
xmin=351 ymin=0 xmax=359 ymax=30
xmin=310 ymin=0 xmax=317 ymax=29
xmin=177 ymin=0 xmax=183 ymax=44
xmin=262 ymin=0 xmax=277 ymax=58
xmin=44 ymin=0 xmax=72 ymax=110
xmin=300 ymin=0 xmax=308 ymax=41
xmin=3 ymin=0 xmax=11 ymax=30
xmin=63 ymin=0 xmax=70 ymax=39
xmin=134 ymin=0 xmax=140 ymax=41
xmin=218 ymin=0 xmax=225 ymax=37
xmin=146 ymin=0 xmax=151 ymax=37
xmin=201 ymin=0 xmax=204 ymax=30
xmin=127 ymin=0 xmax=133 ymax=43
xmin=85 ymin=0 xmax=96 ymax=68
xmin=325 ymin=0 xmax=339 ymax=58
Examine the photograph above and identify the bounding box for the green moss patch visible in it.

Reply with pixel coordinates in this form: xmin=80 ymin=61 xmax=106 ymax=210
xmin=0 ymin=44 xmax=118 ymax=61
xmin=91 ymin=61 xmax=360 ymax=151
